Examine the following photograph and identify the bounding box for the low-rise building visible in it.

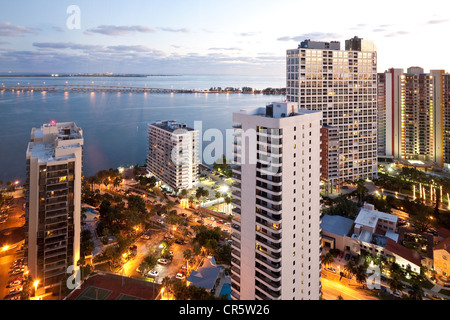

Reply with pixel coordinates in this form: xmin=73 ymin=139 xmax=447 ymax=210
xmin=433 ymin=237 xmax=450 ymax=280
xmin=321 ymin=203 xmax=421 ymax=273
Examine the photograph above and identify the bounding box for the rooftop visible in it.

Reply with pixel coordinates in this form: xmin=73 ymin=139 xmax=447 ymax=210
xmin=385 ymin=238 xmax=422 ymax=267
xmin=434 ymin=237 xmax=450 ymax=254
xmin=27 ymin=122 xmax=83 ymax=162
xmin=187 ymin=256 xmax=221 ymax=291
xmin=321 ymin=214 xmax=354 ymax=237
xmin=355 ymin=206 xmax=398 ymax=229
xmin=237 ymin=102 xmax=321 ymax=120
xmin=150 ymin=120 xmax=195 ymax=132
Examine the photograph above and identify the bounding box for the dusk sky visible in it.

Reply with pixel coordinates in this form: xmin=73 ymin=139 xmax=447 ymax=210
xmin=1 ymin=0 xmax=450 ymax=76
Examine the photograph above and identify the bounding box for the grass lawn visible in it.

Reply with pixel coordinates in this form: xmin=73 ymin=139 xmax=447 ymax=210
xmin=439 ymin=288 xmax=450 ymax=296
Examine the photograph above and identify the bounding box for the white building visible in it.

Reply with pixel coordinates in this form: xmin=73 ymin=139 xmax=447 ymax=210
xmin=25 ymin=121 xmax=83 ymax=293
xmin=147 ymin=120 xmax=199 ymax=191
xmin=321 ymin=203 xmax=421 ymax=273
xmin=230 ymin=102 xmax=322 ymax=300
xmin=286 ymin=36 xmax=378 ymax=185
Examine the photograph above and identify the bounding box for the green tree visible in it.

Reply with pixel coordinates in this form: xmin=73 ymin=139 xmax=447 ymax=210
xmin=407 ymin=281 xmax=424 ymax=300
xmin=321 ymin=252 xmax=334 ymax=268
xmin=354 ymin=264 xmax=368 ymax=287
xmin=179 ymin=189 xmax=188 ymax=199
xmin=388 ymin=273 xmax=405 ymax=295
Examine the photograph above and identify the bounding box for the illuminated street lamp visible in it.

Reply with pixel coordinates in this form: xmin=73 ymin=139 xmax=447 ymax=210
xmin=34 ymin=280 xmax=39 ymax=298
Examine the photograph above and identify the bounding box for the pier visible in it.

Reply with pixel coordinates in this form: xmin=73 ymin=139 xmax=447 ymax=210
xmin=0 ymin=84 xmax=202 ymax=94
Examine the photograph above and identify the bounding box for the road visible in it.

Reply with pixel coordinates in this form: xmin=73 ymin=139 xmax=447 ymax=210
xmin=321 ymin=271 xmax=379 ymax=300
xmin=0 ymin=196 xmax=26 ymax=300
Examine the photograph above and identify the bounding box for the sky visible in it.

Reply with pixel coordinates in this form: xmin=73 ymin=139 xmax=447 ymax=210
xmin=1 ymin=0 xmax=450 ymax=76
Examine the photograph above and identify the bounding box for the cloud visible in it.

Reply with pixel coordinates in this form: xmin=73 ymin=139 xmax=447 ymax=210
xmin=239 ymin=32 xmax=258 ymax=37
xmin=0 ymin=22 xmax=39 ymax=37
xmin=33 ymin=42 xmax=102 ymax=51
xmin=84 ymin=25 xmax=155 ymax=36
xmin=208 ymin=47 xmax=242 ymax=51
xmin=384 ymin=31 xmax=409 ymax=38
xmin=157 ymin=27 xmax=189 ymax=33
xmin=277 ymin=32 xmax=342 ymax=42
xmin=52 ymin=26 xmax=65 ymax=33
xmin=426 ymin=19 xmax=450 ymax=25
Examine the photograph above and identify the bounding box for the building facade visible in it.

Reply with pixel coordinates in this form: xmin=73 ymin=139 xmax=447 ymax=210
xmin=286 ymin=36 xmax=378 ymax=186
xmin=320 ymin=125 xmax=339 ymax=193
xmin=25 ymin=122 xmax=83 ymax=292
xmin=147 ymin=120 xmax=199 ymax=191
xmin=378 ymin=67 xmax=449 ymax=169
xmin=230 ymin=102 xmax=322 ymax=300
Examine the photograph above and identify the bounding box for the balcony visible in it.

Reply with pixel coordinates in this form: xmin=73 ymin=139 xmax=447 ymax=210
xmin=255 ymin=244 xmax=281 ymax=263
xmin=256 ymin=271 xmax=281 ymax=292
xmin=255 ymin=281 xmax=281 ymax=299
xmin=255 ymin=253 xmax=281 ymax=271
xmin=232 ymin=207 xmax=241 ymax=216
xmin=255 ymin=199 xmax=281 ymax=213
xmin=256 ymin=262 xmax=281 ymax=282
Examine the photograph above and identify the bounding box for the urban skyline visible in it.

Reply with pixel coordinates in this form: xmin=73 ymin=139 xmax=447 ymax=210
xmin=3 ymin=0 xmax=450 ymax=307
xmin=1 ymin=0 xmax=450 ymax=75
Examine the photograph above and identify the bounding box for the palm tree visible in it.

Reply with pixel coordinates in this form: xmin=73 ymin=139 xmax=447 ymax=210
xmin=344 ymin=260 xmax=357 ymax=279
xmin=195 ymin=187 xmax=209 ymax=205
xmin=388 ymin=273 xmax=405 ymax=295
xmin=356 ymin=179 xmax=368 ymax=205
xmin=183 ymin=249 xmax=192 ymax=270
xmin=113 ymin=176 xmax=122 ymax=190
xmin=407 ymin=281 xmax=424 ymax=300
xmin=354 ymin=264 xmax=368 ymax=287
xmin=321 ymin=252 xmax=334 ymax=268
xmin=179 ymin=189 xmax=188 ymax=200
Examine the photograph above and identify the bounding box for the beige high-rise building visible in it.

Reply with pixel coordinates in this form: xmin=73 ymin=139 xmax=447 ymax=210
xmin=286 ymin=36 xmax=378 ymax=187
xmin=230 ymin=102 xmax=322 ymax=300
xmin=378 ymin=67 xmax=450 ymax=170
xmin=147 ymin=120 xmax=199 ymax=191
xmin=25 ymin=122 xmax=83 ymax=293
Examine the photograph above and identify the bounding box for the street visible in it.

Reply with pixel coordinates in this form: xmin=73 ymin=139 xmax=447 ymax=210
xmin=0 ymin=195 xmax=26 ymax=300
xmin=321 ymin=274 xmax=379 ymax=300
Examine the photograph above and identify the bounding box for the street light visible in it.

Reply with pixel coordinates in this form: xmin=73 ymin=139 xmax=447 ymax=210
xmin=34 ymin=280 xmax=39 ymax=298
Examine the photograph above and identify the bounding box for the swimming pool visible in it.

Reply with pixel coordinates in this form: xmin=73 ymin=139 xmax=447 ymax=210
xmin=219 ymin=283 xmax=232 ymax=300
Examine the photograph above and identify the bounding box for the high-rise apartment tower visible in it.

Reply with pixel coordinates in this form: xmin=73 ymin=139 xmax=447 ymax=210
xmin=230 ymin=102 xmax=322 ymax=300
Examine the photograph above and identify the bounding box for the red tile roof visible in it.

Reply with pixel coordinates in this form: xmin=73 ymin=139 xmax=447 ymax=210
xmin=434 ymin=237 xmax=450 ymax=254
xmin=385 ymin=238 xmax=422 ymax=267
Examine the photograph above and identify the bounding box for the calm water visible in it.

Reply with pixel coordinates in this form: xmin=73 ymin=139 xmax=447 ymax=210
xmin=0 ymin=75 xmax=285 ymax=183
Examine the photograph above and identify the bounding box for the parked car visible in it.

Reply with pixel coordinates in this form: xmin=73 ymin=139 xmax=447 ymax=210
xmin=176 ymin=272 xmax=186 ymax=280
xmin=175 ymin=239 xmax=185 ymax=245
xmin=9 ymin=287 xmax=22 ymax=295
xmin=9 ymin=280 xmax=22 ymax=287
xmin=147 ymin=270 xmax=159 ymax=277
xmin=158 ymin=259 xmax=169 ymax=265
xmin=141 ymin=234 xmax=150 ymax=240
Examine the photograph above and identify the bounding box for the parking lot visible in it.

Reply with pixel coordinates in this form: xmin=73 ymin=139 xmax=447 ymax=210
xmin=0 ymin=196 xmax=26 ymax=300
